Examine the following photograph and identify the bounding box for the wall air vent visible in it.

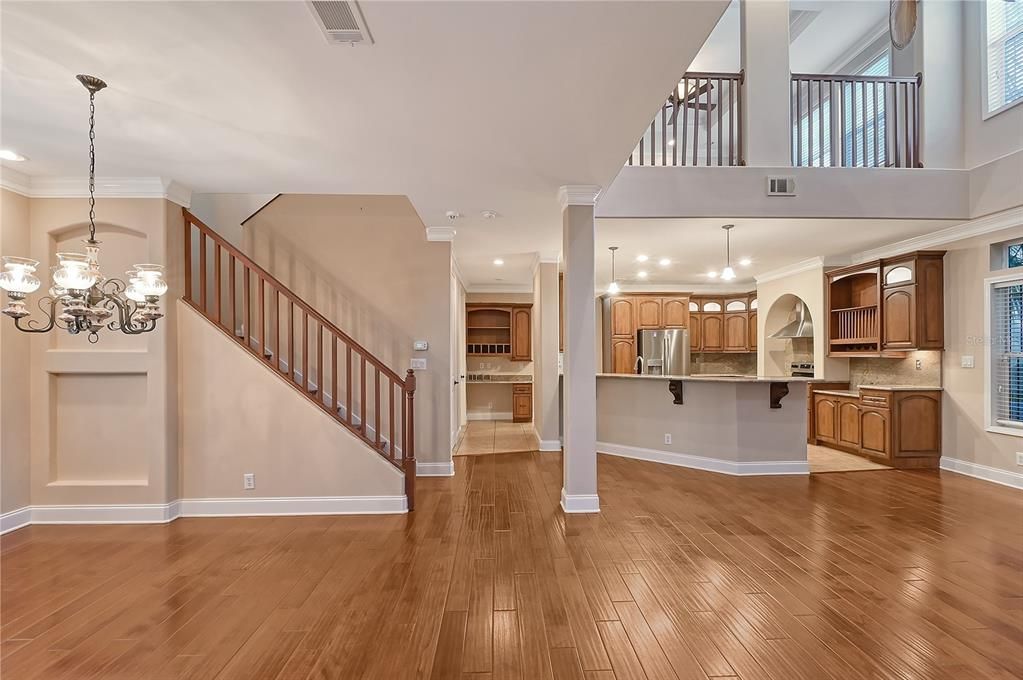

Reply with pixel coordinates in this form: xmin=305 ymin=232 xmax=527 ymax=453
xmin=308 ymin=1 xmax=373 ymax=45
xmin=766 ymin=176 xmax=796 ymax=196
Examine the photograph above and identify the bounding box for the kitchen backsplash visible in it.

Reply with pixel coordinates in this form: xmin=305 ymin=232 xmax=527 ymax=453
xmin=849 ymin=351 xmax=942 ymax=387
xmin=691 ymin=352 xmax=757 ymax=376
xmin=466 ymin=356 xmax=532 ymax=375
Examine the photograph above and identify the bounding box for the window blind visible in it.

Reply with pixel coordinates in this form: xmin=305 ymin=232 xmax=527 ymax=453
xmin=986 ymin=0 xmax=1023 ymax=114
xmin=991 ymin=280 xmax=1023 ymax=427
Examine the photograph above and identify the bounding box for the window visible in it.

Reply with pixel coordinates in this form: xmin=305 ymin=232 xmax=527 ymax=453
xmin=985 ymin=0 xmax=1023 ymax=117
xmin=1009 ymin=242 xmax=1023 ymax=268
xmin=987 ymin=276 xmax=1023 ymax=435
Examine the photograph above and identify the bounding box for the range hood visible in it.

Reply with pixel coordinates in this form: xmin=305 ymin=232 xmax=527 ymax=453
xmin=769 ymin=301 xmax=814 ymax=339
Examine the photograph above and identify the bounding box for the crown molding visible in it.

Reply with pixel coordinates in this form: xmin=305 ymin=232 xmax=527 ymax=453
xmin=537 ymin=251 xmax=561 ymax=265
xmin=465 ymin=283 xmax=534 ymax=294
xmin=852 ymin=207 xmax=1023 ymax=262
xmin=0 ymin=173 xmax=192 ymax=207
xmin=557 ymin=184 xmax=601 ymax=210
xmin=754 ymin=257 xmax=827 ymax=284
xmin=611 ymin=282 xmax=754 ymax=295
xmin=426 ymin=226 xmax=457 ymax=242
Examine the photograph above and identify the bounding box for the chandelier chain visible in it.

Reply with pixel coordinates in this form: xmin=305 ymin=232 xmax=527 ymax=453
xmin=87 ymin=90 xmax=97 ymax=244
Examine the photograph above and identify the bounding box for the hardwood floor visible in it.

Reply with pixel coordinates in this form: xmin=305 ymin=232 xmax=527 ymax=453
xmin=455 ymin=421 xmax=539 ymax=456
xmin=2 ymin=452 xmax=1022 ymax=679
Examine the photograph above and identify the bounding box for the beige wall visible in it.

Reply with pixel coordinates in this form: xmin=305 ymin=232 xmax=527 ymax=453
xmin=17 ymin=196 xmax=180 ymax=508
xmin=533 ymin=262 xmax=561 ymax=446
xmin=1 ymin=189 xmax=32 ymax=513
xmin=943 ymin=223 xmax=1023 ymax=474
xmin=244 ymin=195 xmax=451 ymax=465
xmin=178 ymin=301 xmax=403 ymax=498
xmin=188 ymin=193 xmax=276 ymax=248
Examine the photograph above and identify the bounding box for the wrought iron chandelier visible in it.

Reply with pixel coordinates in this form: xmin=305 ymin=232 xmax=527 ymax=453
xmin=0 ymin=75 xmax=167 ymax=343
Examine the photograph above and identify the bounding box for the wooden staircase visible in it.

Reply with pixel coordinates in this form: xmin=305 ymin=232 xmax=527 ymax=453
xmin=181 ymin=209 xmax=418 ymax=509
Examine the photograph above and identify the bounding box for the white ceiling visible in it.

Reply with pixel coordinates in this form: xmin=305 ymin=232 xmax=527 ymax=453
xmin=593 ymin=217 xmax=959 ymax=291
xmin=1 ymin=0 xmax=729 ymax=281
xmin=689 ymin=0 xmax=889 ymax=74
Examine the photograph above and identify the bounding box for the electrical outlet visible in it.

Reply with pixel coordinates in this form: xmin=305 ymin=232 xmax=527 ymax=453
xmin=243 ymin=473 xmax=255 ymax=490
xmin=915 ymin=359 xmax=922 ymax=370
xmin=410 ymin=358 xmax=427 ymax=370
xmin=961 ymin=355 xmax=975 ymax=369
xmin=1017 ymin=452 xmax=1023 ymax=467
xmin=664 ymin=433 xmax=672 ymax=445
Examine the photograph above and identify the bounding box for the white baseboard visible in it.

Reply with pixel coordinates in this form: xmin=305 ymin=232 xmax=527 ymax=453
xmin=417 ymin=460 xmax=455 ymax=477
xmin=467 ymin=412 xmax=513 ymax=421
xmin=0 ymin=507 xmax=32 ymax=535
xmin=940 ymin=456 xmax=1023 ymax=490
xmin=29 ymin=502 xmax=181 ymax=526
xmin=178 ymin=495 xmax=407 ymax=516
xmin=538 ymin=439 xmax=563 ymax=452
xmin=598 ymin=442 xmax=810 ymax=476
xmin=560 ymin=488 xmax=600 ymax=513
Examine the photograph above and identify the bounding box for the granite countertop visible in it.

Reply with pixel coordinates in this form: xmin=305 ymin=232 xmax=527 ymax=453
xmin=465 ymin=373 xmax=532 ymax=383
xmin=597 ymin=373 xmax=813 ymax=383
xmin=815 ymin=385 xmax=943 ymax=398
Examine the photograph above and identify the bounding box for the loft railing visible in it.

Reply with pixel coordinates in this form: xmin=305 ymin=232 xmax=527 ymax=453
xmin=181 ymin=209 xmax=418 ymax=510
xmin=628 ymin=71 xmax=744 ymax=167
xmin=791 ymin=72 xmax=922 ymax=168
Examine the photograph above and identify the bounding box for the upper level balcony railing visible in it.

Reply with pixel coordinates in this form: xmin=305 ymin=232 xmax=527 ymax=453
xmin=791 ymin=72 xmax=922 ymax=168
xmin=628 ymin=71 xmax=744 ymax=167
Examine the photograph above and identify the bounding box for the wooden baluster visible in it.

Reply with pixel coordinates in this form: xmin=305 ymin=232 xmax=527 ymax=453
xmin=716 ymin=77 xmax=723 ymax=166
xmin=861 ymin=81 xmax=868 ymax=168
xmin=817 ymin=78 xmax=824 ymax=167
xmin=214 ymin=243 xmax=222 ymax=324
xmin=243 ymin=266 xmax=251 ymax=348
xmin=274 ymin=289 xmax=281 ymax=372
xmin=903 ymin=81 xmax=910 ymax=168
xmin=346 ymin=345 xmax=353 ymax=426
xmin=361 ymin=355 xmax=368 ymax=434
xmin=389 ymin=379 xmax=396 ymax=460
xmin=288 ymin=302 xmax=295 ymax=380
xmin=199 ymin=231 xmax=207 ymax=311
xmin=729 ymin=77 xmax=735 ymax=166
xmin=692 ymin=77 xmax=700 ymax=166
xmin=331 ymin=335 xmax=338 ymax=417
xmin=258 ymin=278 xmax=266 ymax=362
xmin=650 ymin=119 xmax=656 ymax=165
xmin=704 ymin=77 xmax=711 ymax=166
xmin=317 ymin=322 xmax=323 ymax=401
xmin=661 ymin=100 xmax=667 ymax=166
xmin=737 ymin=71 xmax=744 ymax=165
xmin=638 ymin=136 xmax=644 ymax=166
xmin=809 ymin=80 xmax=816 ymax=166
xmin=795 ymin=78 xmax=802 ymax=165
xmin=229 ymin=254 xmax=236 ymax=335
xmin=375 ymin=367 xmax=381 ymax=449
xmin=303 ymin=311 xmax=310 ymax=393
xmin=913 ymin=74 xmax=921 ymax=167
xmin=872 ymin=81 xmax=879 ymax=166
xmin=852 ymin=81 xmax=859 ymax=167
xmin=404 ymin=370 xmax=417 ymax=511
xmin=681 ymin=77 xmax=689 ymax=165
xmin=671 ymin=86 xmax=679 ymax=166
xmin=839 ymin=78 xmax=847 ymax=166
xmin=184 ymin=220 xmax=192 ymax=302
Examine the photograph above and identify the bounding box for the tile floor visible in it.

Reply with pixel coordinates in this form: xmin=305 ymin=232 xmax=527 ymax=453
xmin=454 ymin=420 xmax=539 ymax=456
xmin=807 ymin=443 xmax=891 ymax=473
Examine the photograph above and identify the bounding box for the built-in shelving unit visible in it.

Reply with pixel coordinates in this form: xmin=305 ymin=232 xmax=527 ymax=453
xmin=466 ymin=307 xmax=512 ymax=356
xmin=827 ymin=267 xmax=880 ymax=355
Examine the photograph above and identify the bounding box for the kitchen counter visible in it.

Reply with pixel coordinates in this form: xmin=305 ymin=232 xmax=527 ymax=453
xmin=598 ymin=373 xmax=813 ymax=383
xmin=814 ymin=385 xmax=943 ymax=398
xmin=465 ymin=374 xmax=532 ymax=383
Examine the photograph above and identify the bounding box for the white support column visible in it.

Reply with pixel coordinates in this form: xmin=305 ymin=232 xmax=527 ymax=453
xmin=532 ymin=258 xmax=561 ymax=452
xmin=558 ymin=185 xmax=600 ymax=514
xmin=740 ymin=0 xmax=791 ymax=166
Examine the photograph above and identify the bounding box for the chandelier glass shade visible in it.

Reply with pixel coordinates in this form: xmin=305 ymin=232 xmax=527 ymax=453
xmin=0 ymin=75 xmax=166 ymax=343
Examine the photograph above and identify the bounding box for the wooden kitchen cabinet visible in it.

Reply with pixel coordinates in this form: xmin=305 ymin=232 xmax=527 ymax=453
xmin=859 ymin=407 xmax=890 ymax=458
xmin=610 ymin=298 xmax=635 ymax=337
xmin=724 ymin=313 xmax=749 ymax=352
xmin=663 ymin=297 xmax=690 ymax=328
xmin=748 ymin=297 xmax=758 ymax=351
xmin=512 ymin=383 xmax=532 ymax=423
xmin=636 ymin=297 xmax=663 ymax=329
xmin=510 ymin=307 xmax=532 ymax=361
xmin=837 ymin=399 xmax=861 ymax=449
xmin=882 ymin=284 xmax=915 ymax=350
xmin=814 ymin=396 xmax=839 ymax=444
xmin=611 ymin=338 xmax=636 ymax=374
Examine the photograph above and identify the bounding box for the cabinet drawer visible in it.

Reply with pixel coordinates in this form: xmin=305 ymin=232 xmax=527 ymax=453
xmin=512 ymin=383 xmax=532 ymax=395
xmin=859 ymin=390 xmax=890 ymax=408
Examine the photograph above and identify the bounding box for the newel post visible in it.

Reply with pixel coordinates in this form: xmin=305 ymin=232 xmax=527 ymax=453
xmin=182 ymin=208 xmax=192 ymax=303
xmin=404 ymin=369 xmax=417 ymax=511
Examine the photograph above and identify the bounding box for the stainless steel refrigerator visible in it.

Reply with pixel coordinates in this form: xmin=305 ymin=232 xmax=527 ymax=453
xmin=636 ymin=329 xmax=690 ymax=376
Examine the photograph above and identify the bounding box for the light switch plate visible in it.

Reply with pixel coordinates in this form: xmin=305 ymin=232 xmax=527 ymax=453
xmin=961 ymin=355 xmax=975 ymax=369
xmin=410 ymin=358 xmax=427 ymax=370
xmin=243 ymin=473 xmax=255 ymax=490
xmin=413 ymin=340 xmax=429 ymax=351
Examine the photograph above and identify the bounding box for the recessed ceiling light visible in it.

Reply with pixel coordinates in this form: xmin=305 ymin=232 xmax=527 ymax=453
xmin=481 ymin=210 xmax=498 ymax=219
xmin=667 ymin=139 xmax=675 ymax=146
xmin=740 ymin=258 xmax=752 ymax=266
xmin=0 ymin=149 xmax=28 ymax=162
xmin=493 ymin=258 xmax=504 ymax=266
xmin=658 ymin=258 xmax=671 ymax=267
xmin=637 ymin=271 xmax=648 ymax=279
xmin=636 ymin=254 xmax=649 ymax=263
xmin=707 ymin=271 xmax=718 ymax=278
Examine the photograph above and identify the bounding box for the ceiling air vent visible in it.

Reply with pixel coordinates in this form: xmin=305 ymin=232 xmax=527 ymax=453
xmin=308 ymin=1 xmax=373 ymax=45
xmin=766 ymin=176 xmax=796 ymax=197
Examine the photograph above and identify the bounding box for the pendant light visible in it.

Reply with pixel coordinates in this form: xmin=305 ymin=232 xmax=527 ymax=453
xmin=607 ymin=246 xmax=620 ymax=295
xmin=0 ymin=75 xmax=167 ymax=342
xmin=720 ymin=224 xmax=736 ymax=281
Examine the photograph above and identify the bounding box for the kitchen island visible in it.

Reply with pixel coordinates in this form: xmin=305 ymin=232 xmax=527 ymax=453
xmin=596 ymin=374 xmax=811 ymax=475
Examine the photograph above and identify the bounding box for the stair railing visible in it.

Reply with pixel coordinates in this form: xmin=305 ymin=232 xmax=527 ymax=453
xmin=181 ymin=209 xmax=417 ymax=510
